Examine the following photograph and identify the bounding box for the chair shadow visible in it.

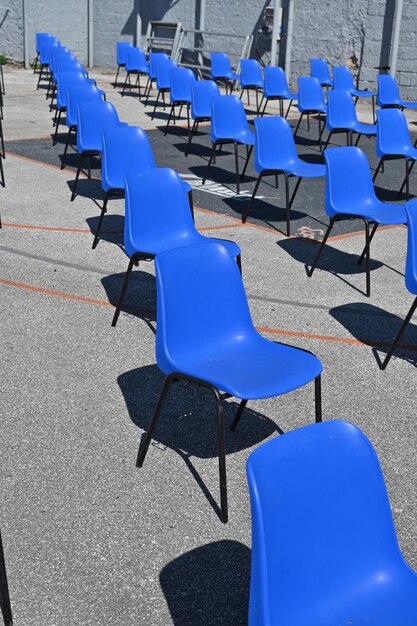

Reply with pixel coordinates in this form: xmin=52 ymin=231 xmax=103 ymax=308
xmin=160 ymin=540 xmax=250 ymax=626
xmin=118 ymin=364 xmax=280 ymax=518
xmin=101 ymin=270 xmax=157 ymax=323
xmin=224 ymin=195 xmax=306 ymax=231
xmin=373 ymin=182 xmax=410 ymax=203
xmin=66 ymin=177 xmax=103 ymax=208
xmin=85 ymin=213 xmax=124 ymax=247
xmin=330 ymin=302 xmax=417 ymax=368
xmin=174 ymin=140 xmax=213 ymax=159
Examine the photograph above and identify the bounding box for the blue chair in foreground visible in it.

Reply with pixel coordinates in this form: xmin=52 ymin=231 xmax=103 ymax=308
xmin=322 ymin=89 xmax=376 ymax=150
xmin=239 ymin=59 xmax=264 ymax=109
xmin=164 ymin=67 xmax=196 ymax=135
xmin=0 ymin=530 xmax=12 ymax=626
xmin=241 ymin=117 xmax=325 ymax=234
xmin=93 ymin=126 xmax=193 ymax=249
xmin=310 ymin=58 xmax=333 ymax=88
xmin=151 ymin=59 xmax=177 ymax=120
xmin=71 ymin=101 xmax=123 ymax=201
xmin=111 ymin=168 xmax=241 ymax=327
xmin=136 ymin=236 xmax=322 ymax=524
xmin=61 ymin=82 xmax=105 ymax=169
xmin=246 ymin=419 xmax=417 ymax=626
xmin=381 ymin=199 xmax=417 ymax=369
xmin=307 ymin=146 xmax=406 ymax=297
xmin=294 ymin=77 xmax=327 ymax=149
xmin=210 ymin=52 xmax=239 ymax=94
xmin=374 ymin=108 xmax=417 ymax=200
xmin=185 ymin=80 xmax=220 ymax=156
xmin=121 ymin=46 xmax=149 ymax=97
xmin=377 ymin=74 xmax=417 ymax=111
xmin=333 ymin=66 xmax=376 ymax=122
xmin=114 ymin=42 xmax=133 ymax=87
xmin=259 ymin=66 xmax=297 ymax=118
xmin=202 ymin=95 xmax=255 ymax=194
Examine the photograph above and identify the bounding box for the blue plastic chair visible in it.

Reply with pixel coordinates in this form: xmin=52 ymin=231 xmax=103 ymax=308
xmin=186 ymin=80 xmax=220 ymax=156
xmin=114 ymin=42 xmax=133 ymax=86
xmin=374 ymin=108 xmax=417 ymax=200
xmin=34 ymin=32 xmax=51 ymax=72
xmin=136 ymin=234 xmax=322 ymax=524
xmin=210 ymin=52 xmax=239 ymax=94
xmin=333 ymin=66 xmax=375 ymax=122
xmin=46 ymin=47 xmax=75 ymax=103
xmin=202 ymin=95 xmax=255 ymax=194
xmin=246 ymin=419 xmax=417 ymax=626
xmin=61 ymin=82 xmax=105 ymax=169
xmin=377 ymin=74 xmax=417 ymax=110
xmin=0 ymin=529 xmax=13 ymax=626
xmin=121 ymin=47 xmax=149 ymax=97
xmin=239 ymin=59 xmax=264 ymax=110
xmin=260 ymin=66 xmax=297 ymax=118
xmin=381 ymin=199 xmax=417 ymax=368
xmin=294 ymin=77 xmax=327 ymax=149
xmin=151 ymin=59 xmax=177 ymax=120
xmin=50 ymin=59 xmax=91 ymax=111
xmin=93 ymin=125 xmax=193 ymax=249
xmin=307 ymin=146 xmax=406 ymax=296
xmin=242 ymin=117 xmax=325 ymax=234
xmin=53 ymin=70 xmax=92 ymax=144
xmin=310 ymin=58 xmax=333 ymax=88
xmin=144 ymin=52 xmax=170 ymax=106
xmin=165 ymin=67 xmax=196 ymax=135
xmin=37 ymin=37 xmax=60 ymax=88
xmin=323 ymin=89 xmax=376 ymax=150
xmin=111 ymin=167 xmax=241 ymax=327
xmin=71 ymin=101 xmax=122 ymax=201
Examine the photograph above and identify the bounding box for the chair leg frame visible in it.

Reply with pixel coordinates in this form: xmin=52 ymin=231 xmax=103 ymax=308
xmin=0 ymin=530 xmax=13 ymax=626
xmin=92 ymin=189 xmax=112 ymax=249
xmin=381 ymin=297 xmax=417 ymax=370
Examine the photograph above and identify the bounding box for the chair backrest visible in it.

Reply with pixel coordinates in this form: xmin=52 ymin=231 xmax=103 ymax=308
xmin=326 ymin=89 xmax=358 ymax=130
xmin=116 ymin=41 xmax=133 ymax=65
xmin=170 ymin=67 xmax=196 ymax=103
xmin=377 ymin=74 xmax=401 ymax=107
xmin=191 ymin=80 xmax=220 ymax=119
xmin=376 ymin=108 xmax=412 ymax=157
xmin=263 ymin=66 xmax=291 ymax=98
xmin=156 ymin=59 xmax=177 ymax=90
xmin=246 ymin=419 xmax=404 ymax=626
xmin=240 ymin=59 xmax=263 ymax=87
xmin=125 ymin=46 xmax=148 ymax=73
xmin=66 ymin=82 xmax=104 ymax=127
xmin=36 ymin=32 xmax=51 ymax=54
xmin=39 ymin=37 xmax=60 ymax=65
xmin=56 ymin=70 xmax=89 ymax=109
xmin=77 ymin=101 xmax=120 ymax=153
xmin=210 ymin=52 xmax=234 ymax=79
xmin=211 ymin=95 xmax=250 ymax=142
xmin=333 ymin=66 xmax=355 ymax=92
xmin=154 ymin=238 xmax=255 ymax=374
xmin=49 ymin=46 xmax=72 ymax=75
xmin=101 ymin=125 xmax=156 ymax=192
xmin=404 ymin=200 xmax=417 ymax=295
xmin=324 ymin=146 xmax=376 ymax=217
xmin=149 ymin=52 xmax=170 ymax=79
xmin=253 ymin=117 xmax=298 ymax=173
xmin=123 ymin=168 xmax=196 ymax=259
xmin=56 ymin=59 xmax=86 ymax=76
xmin=310 ymin=58 xmax=332 ymax=84
xmin=297 ymin=76 xmax=326 ymax=112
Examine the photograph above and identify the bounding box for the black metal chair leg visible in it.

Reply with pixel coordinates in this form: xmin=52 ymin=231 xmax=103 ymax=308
xmin=285 ymin=99 xmax=293 ymax=119
xmin=289 ymin=177 xmax=302 ymax=208
xmin=0 ymin=152 xmax=5 ymax=188
xmin=242 ymin=173 xmax=263 ymax=223
xmin=354 ymin=133 xmax=361 ymax=147
xmin=294 ymin=112 xmax=304 ymax=136
xmin=164 ymin=104 xmax=175 ymax=136
xmin=53 ymin=109 xmax=62 ymax=145
xmin=202 ymin=142 xmax=217 ymax=185
xmin=0 ymin=531 xmax=12 ymax=626
xmin=185 ymin=119 xmax=198 ymax=157
xmin=315 ymin=375 xmax=322 ymax=423
xmin=284 ymin=174 xmax=291 ymax=236
xmin=70 ymin=153 xmax=84 ymax=202
xmin=260 ymin=97 xmax=268 ymax=117
xmin=0 ymin=118 xmax=4 ymax=159
xmin=151 ymin=91 xmax=161 ymax=120
xmin=399 ymin=158 xmax=416 ymax=196
xmin=111 ymin=256 xmax=137 ymax=327
xmin=381 ymin=297 xmax=417 ymax=370
xmin=372 ymin=94 xmax=376 ymax=124
xmin=188 ymin=190 xmax=195 ymax=223
xmin=121 ymin=72 xmax=129 ymax=96
xmin=241 ymin=144 xmax=253 ymax=180
xmin=364 ymin=219 xmax=371 ymax=297
xmin=61 ymin=128 xmax=73 ymax=170
xmin=357 ymin=223 xmax=378 ymax=265
xmin=323 ymin=130 xmax=333 ymax=153
xmin=306 ymin=217 xmax=336 ymax=277
xmin=136 ymin=375 xmax=174 ymax=467
xmin=234 ymin=142 xmax=240 ymax=194
xmin=373 ymin=158 xmax=384 ymax=182
xmin=92 ymin=191 xmax=110 ymax=249
xmin=212 ymin=387 xmax=228 ymax=523
xmin=230 ymin=399 xmax=247 ymax=431
xmin=114 ymin=65 xmax=120 ymax=87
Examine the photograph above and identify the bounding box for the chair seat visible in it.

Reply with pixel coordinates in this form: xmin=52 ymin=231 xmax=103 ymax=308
xmin=379 ymin=145 xmax=417 ymax=160
xmin=288 ymin=160 xmax=326 ymax=179
xmin=352 ymin=121 xmax=376 ymax=135
xmin=353 ymin=88 xmax=374 ymax=98
xmin=215 ymin=128 xmax=255 ymax=146
xmin=302 ymin=104 xmax=327 ymax=114
xmin=329 ymin=200 xmax=406 ymax=225
xmin=163 ymin=333 xmax=322 ymax=399
xmin=401 ymin=101 xmax=417 ymax=110
xmin=242 ymin=80 xmax=264 ymax=89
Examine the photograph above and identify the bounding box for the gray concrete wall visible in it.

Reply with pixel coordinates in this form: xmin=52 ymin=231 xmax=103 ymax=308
xmin=0 ymin=2 xmax=23 ymax=62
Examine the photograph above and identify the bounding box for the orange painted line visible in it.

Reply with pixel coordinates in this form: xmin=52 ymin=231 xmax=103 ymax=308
xmin=5 ymin=135 xmax=51 ymax=142
xmin=198 ymin=223 xmax=242 ymax=232
xmin=5 ymin=151 xmax=93 ymax=180
xmin=0 ymin=277 xmax=113 ymax=308
xmin=2 ymin=222 xmax=122 ymax=234
xmin=328 ymin=224 xmax=403 ymax=243
xmin=256 ymin=325 xmax=417 ymax=352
